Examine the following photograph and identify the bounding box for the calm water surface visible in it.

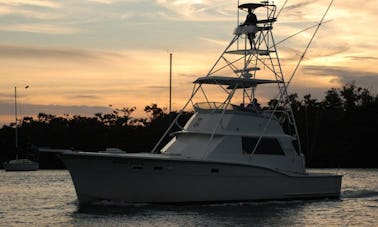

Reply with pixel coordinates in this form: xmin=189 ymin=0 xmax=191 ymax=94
xmin=0 ymin=169 xmax=377 ymax=226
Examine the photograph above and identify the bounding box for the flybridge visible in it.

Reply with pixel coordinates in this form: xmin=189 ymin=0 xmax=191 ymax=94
xmin=194 ymin=76 xmax=283 ymax=89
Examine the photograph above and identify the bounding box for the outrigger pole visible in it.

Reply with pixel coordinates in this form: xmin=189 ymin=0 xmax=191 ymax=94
xmin=275 ymin=20 xmax=332 ymax=47
xmin=286 ymin=0 xmax=335 ymax=87
xmin=251 ymin=0 xmax=335 ymax=155
xmin=272 ymin=0 xmax=334 ymax=154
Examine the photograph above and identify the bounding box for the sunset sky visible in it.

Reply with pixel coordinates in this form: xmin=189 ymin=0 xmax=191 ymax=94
xmin=1 ymin=0 xmax=377 ymax=125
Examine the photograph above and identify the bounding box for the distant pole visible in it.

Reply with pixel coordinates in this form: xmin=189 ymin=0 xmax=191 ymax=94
xmin=237 ymin=0 xmax=239 ymax=26
xmin=237 ymin=0 xmax=239 ymax=49
xmin=14 ymin=86 xmax=18 ymax=150
xmin=169 ymin=53 xmax=172 ymax=113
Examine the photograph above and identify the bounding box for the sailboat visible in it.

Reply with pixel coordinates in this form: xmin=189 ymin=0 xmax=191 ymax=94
xmin=51 ymin=2 xmax=341 ymax=204
xmin=2 ymin=86 xmax=39 ymax=171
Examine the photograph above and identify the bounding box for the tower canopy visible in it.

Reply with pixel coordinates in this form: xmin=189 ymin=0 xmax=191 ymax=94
xmin=238 ymin=3 xmax=264 ymax=10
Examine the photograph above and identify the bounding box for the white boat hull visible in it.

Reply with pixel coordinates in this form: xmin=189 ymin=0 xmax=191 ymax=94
xmin=61 ymin=152 xmax=342 ymax=204
xmin=3 ymin=159 xmax=39 ymax=171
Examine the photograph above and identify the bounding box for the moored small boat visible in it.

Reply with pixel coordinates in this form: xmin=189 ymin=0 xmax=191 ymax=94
xmin=3 ymin=159 xmax=39 ymax=171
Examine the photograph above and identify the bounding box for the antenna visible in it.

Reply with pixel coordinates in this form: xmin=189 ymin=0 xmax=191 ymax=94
xmin=169 ymin=53 xmax=172 ymax=113
xmin=237 ymin=0 xmax=240 ymax=49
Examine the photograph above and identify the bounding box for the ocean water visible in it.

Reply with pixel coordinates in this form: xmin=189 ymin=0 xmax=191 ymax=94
xmin=0 ymin=169 xmax=377 ymax=226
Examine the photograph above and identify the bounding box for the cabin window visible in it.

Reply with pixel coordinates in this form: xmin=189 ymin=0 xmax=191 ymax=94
xmin=292 ymin=140 xmax=300 ymax=155
xmin=242 ymin=137 xmax=284 ymax=155
xmin=132 ymin=165 xmax=144 ymax=170
xmin=211 ymin=168 xmax=219 ymax=173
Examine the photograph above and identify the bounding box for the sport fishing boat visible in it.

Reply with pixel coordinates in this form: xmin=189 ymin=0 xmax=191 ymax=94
xmin=56 ymin=2 xmax=342 ymax=204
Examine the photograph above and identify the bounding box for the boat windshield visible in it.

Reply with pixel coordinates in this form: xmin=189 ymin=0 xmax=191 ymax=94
xmin=194 ymin=102 xmax=234 ymax=111
xmin=194 ymin=102 xmax=266 ymax=115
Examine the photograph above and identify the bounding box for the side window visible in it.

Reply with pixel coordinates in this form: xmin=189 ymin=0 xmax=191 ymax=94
xmin=242 ymin=137 xmax=284 ymax=155
xmin=292 ymin=140 xmax=300 ymax=155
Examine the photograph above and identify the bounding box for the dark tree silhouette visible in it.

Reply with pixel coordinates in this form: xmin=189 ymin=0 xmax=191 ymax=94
xmin=0 ymin=84 xmax=377 ymax=168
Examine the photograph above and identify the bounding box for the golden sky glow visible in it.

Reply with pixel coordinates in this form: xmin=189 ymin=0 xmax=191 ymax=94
xmin=1 ymin=0 xmax=378 ymax=125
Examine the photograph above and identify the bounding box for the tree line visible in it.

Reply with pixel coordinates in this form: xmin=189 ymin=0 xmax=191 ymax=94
xmin=0 ymin=83 xmax=377 ymax=168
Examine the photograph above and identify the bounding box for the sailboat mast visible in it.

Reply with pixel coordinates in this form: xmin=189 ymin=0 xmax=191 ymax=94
xmin=14 ymin=86 xmax=18 ymax=151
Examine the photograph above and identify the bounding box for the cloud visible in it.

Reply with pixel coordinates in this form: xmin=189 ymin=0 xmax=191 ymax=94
xmin=0 ymin=92 xmax=14 ymax=99
xmin=87 ymin=0 xmax=138 ymax=4
xmin=154 ymin=0 xmax=234 ymax=22
xmin=0 ymin=101 xmax=112 ymax=117
xmin=199 ymin=37 xmax=228 ymax=46
xmin=88 ymin=0 xmax=115 ymax=4
xmin=0 ymin=23 xmax=82 ymax=34
xmin=0 ymin=5 xmax=63 ymax=20
xmin=69 ymin=95 xmax=101 ymax=100
xmin=302 ymin=65 xmax=378 ymax=90
xmin=1 ymin=0 xmax=61 ymax=9
xmin=0 ymin=44 xmax=124 ymax=61
xmin=0 ymin=100 xmax=116 ymax=125
xmin=347 ymin=56 xmax=378 ymax=62
xmin=0 ymin=1 xmax=63 ymax=20
xmin=0 ymin=1 xmax=129 ymax=35
xmin=285 ymin=0 xmax=320 ymax=10
xmin=146 ymin=85 xmax=169 ymax=89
